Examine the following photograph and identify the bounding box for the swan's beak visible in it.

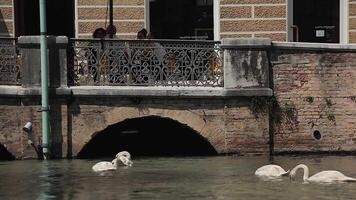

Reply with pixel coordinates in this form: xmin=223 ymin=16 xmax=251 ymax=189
xmin=128 ymin=160 xmax=133 ymax=167
xmin=120 ymin=156 xmax=133 ymax=167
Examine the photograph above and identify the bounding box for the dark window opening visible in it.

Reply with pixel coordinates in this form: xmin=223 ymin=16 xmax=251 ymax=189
xmin=0 ymin=144 xmax=15 ymax=160
xmin=293 ymin=0 xmax=339 ymax=43
xmin=77 ymin=116 xmax=217 ymax=158
xmin=14 ymin=0 xmax=74 ymax=37
xmin=149 ymin=0 xmax=214 ymax=40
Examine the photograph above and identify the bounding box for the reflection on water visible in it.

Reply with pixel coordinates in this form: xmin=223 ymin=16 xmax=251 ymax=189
xmin=0 ymin=156 xmax=356 ymax=200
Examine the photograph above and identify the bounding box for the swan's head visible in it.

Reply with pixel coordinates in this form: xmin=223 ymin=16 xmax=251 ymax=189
xmin=116 ymin=151 xmax=133 ymax=167
xmin=289 ymin=170 xmax=297 ymax=180
xmin=289 ymin=164 xmax=308 ymax=181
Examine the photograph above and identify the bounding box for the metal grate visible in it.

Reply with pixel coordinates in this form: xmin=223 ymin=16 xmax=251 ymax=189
xmin=0 ymin=38 xmax=21 ymax=85
xmin=68 ymin=39 xmax=223 ymax=87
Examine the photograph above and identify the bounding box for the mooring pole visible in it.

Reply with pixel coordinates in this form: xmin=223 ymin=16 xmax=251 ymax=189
xmin=109 ymin=0 xmax=113 ymax=38
xmin=39 ymin=0 xmax=50 ymax=159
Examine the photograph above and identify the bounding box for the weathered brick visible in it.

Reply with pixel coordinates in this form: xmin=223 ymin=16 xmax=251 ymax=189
xmin=220 ymin=6 xmax=252 ymax=18
xmin=78 ymin=21 xmax=144 ymax=34
xmin=254 ymin=5 xmax=286 ymax=18
xmin=0 ymin=7 xmax=12 ymax=19
xmin=350 ymin=3 xmax=356 ymax=16
xmin=221 ymin=0 xmax=285 ymax=4
xmin=255 ymin=33 xmax=286 ymax=41
xmin=0 ymin=21 xmax=12 ymax=34
xmin=0 ymin=0 xmax=12 ymax=5
xmin=273 ymin=51 xmax=356 ymax=153
xmin=220 ymin=19 xmax=286 ymax=32
xmin=78 ymin=0 xmax=144 ymax=6
xmin=220 ymin=33 xmax=253 ymax=39
xmin=78 ymin=7 xmax=144 ymax=20
xmin=349 ymin=18 xmax=356 ymax=30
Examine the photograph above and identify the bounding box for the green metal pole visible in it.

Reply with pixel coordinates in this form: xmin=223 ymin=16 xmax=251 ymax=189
xmin=39 ymin=0 xmax=49 ymax=159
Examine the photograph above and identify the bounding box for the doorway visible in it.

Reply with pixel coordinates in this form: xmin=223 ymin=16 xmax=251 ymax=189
xmin=14 ymin=0 xmax=75 ymax=37
xmin=148 ymin=0 xmax=214 ymax=40
xmin=289 ymin=0 xmax=340 ymax=43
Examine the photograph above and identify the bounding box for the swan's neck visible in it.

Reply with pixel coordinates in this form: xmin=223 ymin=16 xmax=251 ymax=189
xmin=291 ymin=164 xmax=309 ymax=181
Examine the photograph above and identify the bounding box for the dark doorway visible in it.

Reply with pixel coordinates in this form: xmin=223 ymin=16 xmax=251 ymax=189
xmin=292 ymin=0 xmax=339 ymax=43
xmin=0 ymin=144 xmax=15 ymax=160
xmin=149 ymin=0 xmax=213 ymax=40
xmin=14 ymin=0 xmax=74 ymax=37
xmin=77 ymin=116 xmax=217 ymax=158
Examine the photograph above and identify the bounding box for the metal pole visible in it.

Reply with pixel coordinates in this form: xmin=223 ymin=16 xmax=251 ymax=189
xmin=39 ymin=0 xmax=49 ymax=159
xmin=109 ymin=0 xmax=113 ymax=38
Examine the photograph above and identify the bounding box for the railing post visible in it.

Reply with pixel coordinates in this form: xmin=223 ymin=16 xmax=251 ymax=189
xmin=50 ymin=36 xmax=68 ymax=88
xmin=221 ymin=38 xmax=271 ymax=89
xmin=18 ymin=36 xmax=42 ymax=88
xmin=18 ymin=36 xmax=69 ymax=88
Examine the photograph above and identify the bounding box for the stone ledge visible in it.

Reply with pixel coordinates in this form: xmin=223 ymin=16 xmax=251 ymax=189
xmin=0 ymin=86 xmax=70 ymax=96
xmin=67 ymin=86 xmax=273 ymax=97
xmin=0 ymin=86 xmax=21 ymax=96
xmin=272 ymin=41 xmax=356 ymax=52
xmin=221 ymin=38 xmax=272 ymax=49
xmin=18 ymin=36 xmax=68 ymax=47
xmin=0 ymin=86 xmax=273 ymax=97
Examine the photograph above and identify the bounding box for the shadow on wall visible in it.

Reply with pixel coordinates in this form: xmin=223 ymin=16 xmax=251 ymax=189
xmin=0 ymin=144 xmax=15 ymax=160
xmin=0 ymin=10 xmax=10 ymax=37
xmin=77 ymin=116 xmax=218 ymax=158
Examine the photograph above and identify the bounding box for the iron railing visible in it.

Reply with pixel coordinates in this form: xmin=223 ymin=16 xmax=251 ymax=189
xmin=0 ymin=38 xmax=21 ymax=85
xmin=68 ymin=39 xmax=223 ymax=87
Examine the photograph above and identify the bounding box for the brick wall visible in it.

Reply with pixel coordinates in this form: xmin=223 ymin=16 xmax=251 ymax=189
xmin=0 ymin=0 xmax=13 ymax=37
xmin=220 ymin=0 xmax=287 ymax=41
xmin=350 ymin=0 xmax=356 ymax=43
xmin=0 ymin=96 xmax=270 ymax=158
xmin=272 ymin=47 xmax=356 ymax=153
xmin=0 ymin=98 xmax=43 ymax=159
xmin=77 ymin=0 xmax=145 ymax=39
xmin=67 ymin=98 xmax=269 ymax=157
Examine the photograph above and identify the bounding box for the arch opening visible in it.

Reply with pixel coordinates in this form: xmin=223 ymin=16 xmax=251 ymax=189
xmin=77 ymin=116 xmax=217 ymax=158
xmin=0 ymin=144 xmax=15 ymax=160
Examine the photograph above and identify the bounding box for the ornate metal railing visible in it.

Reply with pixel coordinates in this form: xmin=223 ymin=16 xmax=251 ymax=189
xmin=0 ymin=38 xmax=21 ymax=85
xmin=68 ymin=39 xmax=223 ymax=87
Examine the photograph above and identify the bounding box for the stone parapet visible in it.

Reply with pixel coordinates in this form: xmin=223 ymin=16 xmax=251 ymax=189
xmin=222 ymin=38 xmax=271 ymax=89
xmin=18 ymin=36 xmax=68 ymax=88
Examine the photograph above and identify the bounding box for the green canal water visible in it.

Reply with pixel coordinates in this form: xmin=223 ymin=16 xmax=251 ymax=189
xmin=1 ymin=155 xmax=356 ymax=200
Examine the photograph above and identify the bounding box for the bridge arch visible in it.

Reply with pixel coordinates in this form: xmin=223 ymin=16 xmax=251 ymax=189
xmin=0 ymin=143 xmax=15 ymax=160
xmin=77 ymin=115 xmax=217 ymax=158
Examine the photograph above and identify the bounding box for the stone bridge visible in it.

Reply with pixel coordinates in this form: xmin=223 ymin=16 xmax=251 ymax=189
xmin=1 ymin=37 xmax=356 ymax=159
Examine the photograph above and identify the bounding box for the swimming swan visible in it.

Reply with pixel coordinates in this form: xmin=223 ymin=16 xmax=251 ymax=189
xmin=290 ymin=164 xmax=356 ymax=183
xmin=255 ymin=164 xmax=290 ymax=177
xmin=92 ymin=151 xmax=133 ymax=172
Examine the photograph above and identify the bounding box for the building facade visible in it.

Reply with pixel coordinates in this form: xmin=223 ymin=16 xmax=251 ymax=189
xmin=0 ymin=0 xmax=356 ymax=43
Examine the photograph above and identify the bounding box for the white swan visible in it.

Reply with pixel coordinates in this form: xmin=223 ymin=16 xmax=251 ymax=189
xmin=255 ymin=164 xmax=290 ymax=177
xmin=290 ymin=164 xmax=356 ymax=183
xmin=92 ymin=151 xmax=133 ymax=172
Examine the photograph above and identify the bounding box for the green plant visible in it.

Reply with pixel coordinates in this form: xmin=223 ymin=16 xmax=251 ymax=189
xmin=327 ymin=113 xmax=335 ymax=121
xmin=250 ymin=97 xmax=268 ymax=116
xmin=325 ymin=98 xmax=332 ymax=107
xmin=281 ymin=102 xmax=297 ymax=122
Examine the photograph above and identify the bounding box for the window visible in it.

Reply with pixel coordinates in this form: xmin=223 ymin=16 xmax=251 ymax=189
xmin=289 ymin=0 xmax=343 ymax=43
xmin=14 ymin=0 xmax=74 ymax=37
xmin=148 ymin=0 xmax=214 ymax=40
